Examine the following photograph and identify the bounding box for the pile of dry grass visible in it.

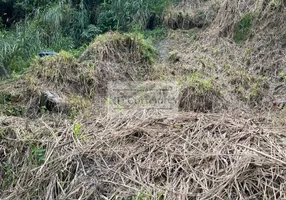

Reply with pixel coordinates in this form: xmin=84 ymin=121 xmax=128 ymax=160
xmin=26 ymin=51 xmax=96 ymax=96
xmin=156 ymin=21 xmax=278 ymax=110
xmin=22 ymin=51 xmax=97 ymax=116
xmin=77 ymin=32 xmax=158 ymax=105
xmin=3 ymin=1 xmax=286 ymax=199
xmin=178 ymin=73 xmax=225 ymax=112
xmin=1 ymin=112 xmax=286 ymax=199
xmin=163 ymin=1 xmax=218 ymax=30
xmin=193 ymin=0 xmax=286 ymax=105
xmin=79 ymin=32 xmax=157 ymax=82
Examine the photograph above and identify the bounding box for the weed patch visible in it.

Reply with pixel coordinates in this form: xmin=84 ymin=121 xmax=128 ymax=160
xmin=29 ymin=145 xmax=46 ymax=166
xmin=234 ymin=13 xmax=253 ymax=43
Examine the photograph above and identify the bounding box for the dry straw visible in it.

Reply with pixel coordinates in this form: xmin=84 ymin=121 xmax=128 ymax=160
xmin=2 ymin=0 xmax=286 ymax=199
xmin=1 ymin=112 xmax=286 ymax=199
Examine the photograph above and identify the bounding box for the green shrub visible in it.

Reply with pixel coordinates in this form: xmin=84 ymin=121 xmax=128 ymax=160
xmin=0 ymin=21 xmax=46 ymax=74
xmin=8 ymin=56 xmax=30 ymax=73
xmin=29 ymin=145 xmax=46 ymax=166
xmin=140 ymin=26 xmax=168 ymax=42
xmin=0 ymin=162 xmax=15 ymax=190
xmin=4 ymin=106 xmax=26 ymax=116
xmin=234 ymin=13 xmax=253 ymax=43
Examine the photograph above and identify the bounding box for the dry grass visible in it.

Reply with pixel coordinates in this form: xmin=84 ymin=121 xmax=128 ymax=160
xmin=22 ymin=51 xmax=97 ymax=117
xmin=79 ymin=32 xmax=157 ymax=82
xmin=27 ymin=51 xmax=96 ymax=96
xmin=78 ymin=32 xmax=158 ymax=104
xmin=1 ymin=112 xmax=286 ymax=199
xmin=163 ymin=1 xmax=218 ymax=30
xmin=2 ymin=0 xmax=286 ymax=199
xmin=178 ymin=73 xmax=225 ymax=112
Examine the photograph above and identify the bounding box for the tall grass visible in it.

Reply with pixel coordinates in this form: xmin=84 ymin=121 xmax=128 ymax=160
xmin=97 ymin=0 xmax=175 ymax=32
xmin=0 ymin=20 xmax=47 ymax=76
xmin=0 ymin=0 xmax=90 ymax=76
xmin=0 ymin=0 xmax=179 ymax=77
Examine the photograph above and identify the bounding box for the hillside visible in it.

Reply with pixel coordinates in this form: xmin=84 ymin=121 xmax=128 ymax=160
xmin=1 ymin=0 xmax=286 ymax=199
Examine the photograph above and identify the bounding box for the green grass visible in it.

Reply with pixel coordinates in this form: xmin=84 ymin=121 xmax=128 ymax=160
xmin=140 ymin=26 xmax=168 ymax=43
xmin=0 ymin=162 xmax=15 ymax=189
xmin=29 ymin=145 xmax=46 ymax=166
xmin=234 ymin=13 xmax=253 ymax=43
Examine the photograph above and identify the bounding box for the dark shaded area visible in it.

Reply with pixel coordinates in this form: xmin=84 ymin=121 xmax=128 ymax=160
xmin=0 ymin=0 xmax=14 ymax=27
xmin=0 ymin=0 xmax=30 ymax=28
xmin=146 ymin=14 xmax=157 ymax=30
xmin=0 ymin=0 xmax=104 ymax=28
xmin=0 ymin=65 xmax=9 ymax=78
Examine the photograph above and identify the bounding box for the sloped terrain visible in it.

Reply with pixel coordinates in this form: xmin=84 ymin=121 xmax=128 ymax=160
xmin=2 ymin=0 xmax=286 ymax=199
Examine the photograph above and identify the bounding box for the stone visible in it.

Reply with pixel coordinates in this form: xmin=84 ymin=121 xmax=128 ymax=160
xmin=40 ymin=91 xmax=67 ymax=112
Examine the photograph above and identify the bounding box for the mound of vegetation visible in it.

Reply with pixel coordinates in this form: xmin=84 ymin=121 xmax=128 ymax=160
xmin=81 ymin=32 xmax=157 ymax=63
xmin=178 ymin=73 xmax=224 ymax=112
xmin=163 ymin=1 xmax=218 ymax=30
xmin=22 ymin=51 xmax=95 ymax=116
xmin=79 ymin=32 xmax=158 ymax=101
xmin=27 ymin=51 xmax=96 ymax=96
xmin=3 ymin=0 xmax=286 ymax=199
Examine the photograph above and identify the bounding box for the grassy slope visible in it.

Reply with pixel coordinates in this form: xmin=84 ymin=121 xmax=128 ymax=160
xmin=2 ymin=0 xmax=286 ymax=199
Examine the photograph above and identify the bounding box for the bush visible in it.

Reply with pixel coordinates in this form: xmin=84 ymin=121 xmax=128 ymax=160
xmin=0 ymin=21 xmax=48 ymax=74
xmin=139 ymin=26 xmax=168 ymax=42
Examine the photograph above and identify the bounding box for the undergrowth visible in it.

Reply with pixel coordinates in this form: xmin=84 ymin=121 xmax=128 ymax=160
xmin=234 ymin=13 xmax=253 ymax=43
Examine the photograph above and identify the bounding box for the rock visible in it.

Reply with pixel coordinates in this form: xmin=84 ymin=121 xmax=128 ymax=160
xmin=40 ymin=91 xmax=67 ymax=112
xmin=155 ymin=40 xmax=175 ymax=62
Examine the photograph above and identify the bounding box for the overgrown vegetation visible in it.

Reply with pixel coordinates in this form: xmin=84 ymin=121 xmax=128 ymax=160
xmin=80 ymin=32 xmax=158 ymax=83
xmin=81 ymin=32 xmax=157 ymax=66
xmin=27 ymin=51 xmax=96 ymax=96
xmin=3 ymin=0 xmax=286 ymax=199
xmin=97 ymin=0 xmax=174 ymax=32
xmin=0 ymin=0 xmax=176 ymax=77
